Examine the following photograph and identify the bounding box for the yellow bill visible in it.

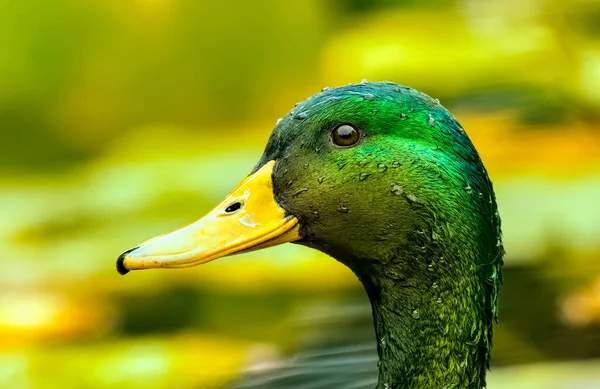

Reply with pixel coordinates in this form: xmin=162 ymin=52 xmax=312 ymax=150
xmin=117 ymin=160 xmax=300 ymax=275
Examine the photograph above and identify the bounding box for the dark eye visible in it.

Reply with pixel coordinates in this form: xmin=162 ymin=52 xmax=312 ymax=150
xmin=331 ymin=124 xmax=360 ymax=147
xmin=224 ymin=202 xmax=241 ymax=213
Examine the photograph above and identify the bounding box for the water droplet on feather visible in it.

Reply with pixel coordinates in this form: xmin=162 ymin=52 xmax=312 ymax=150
xmin=406 ymin=194 xmax=418 ymax=203
xmin=338 ymin=205 xmax=349 ymax=213
xmin=318 ymin=176 xmax=325 ymax=184
xmin=377 ymin=163 xmax=388 ymax=172
xmin=412 ymin=309 xmax=421 ymax=319
xmin=427 ymin=114 xmax=436 ymax=127
xmin=294 ymin=111 xmax=308 ymax=120
xmin=390 ymin=183 xmax=404 ymax=195
xmin=359 ymin=173 xmax=371 ymax=181
xmin=293 ymin=188 xmax=308 ymax=197
xmin=400 ymin=113 xmax=408 ymax=120
xmin=392 ymin=161 xmax=400 ymax=168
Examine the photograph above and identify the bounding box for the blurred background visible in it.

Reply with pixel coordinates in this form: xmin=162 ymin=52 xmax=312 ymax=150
xmin=1 ymin=0 xmax=600 ymax=388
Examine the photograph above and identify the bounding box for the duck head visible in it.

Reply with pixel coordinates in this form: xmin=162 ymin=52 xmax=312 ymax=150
xmin=117 ymin=82 xmax=503 ymax=389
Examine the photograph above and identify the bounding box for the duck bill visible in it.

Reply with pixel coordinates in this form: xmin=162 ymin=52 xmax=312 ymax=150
xmin=116 ymin=161 xmax=300 ymax=275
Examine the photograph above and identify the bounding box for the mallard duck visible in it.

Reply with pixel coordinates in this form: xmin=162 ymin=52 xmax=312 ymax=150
xmin=117 ymin=82 xmax=503 ymax=389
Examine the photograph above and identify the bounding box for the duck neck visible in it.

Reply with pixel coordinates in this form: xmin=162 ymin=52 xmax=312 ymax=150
xmin=348 ymin=249 xmax=490 ymax=389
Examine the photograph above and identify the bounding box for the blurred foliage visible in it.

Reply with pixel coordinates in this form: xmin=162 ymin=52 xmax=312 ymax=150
xmin=1 ymin=0 xmax=600 ymax=387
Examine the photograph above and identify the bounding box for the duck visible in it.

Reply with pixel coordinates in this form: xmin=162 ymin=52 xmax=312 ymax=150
xmin=117 ymin=81 xmax=504 ymax=389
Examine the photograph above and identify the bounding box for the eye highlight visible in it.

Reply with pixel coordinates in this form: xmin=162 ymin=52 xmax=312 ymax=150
xmin=331 ymin=124 xmax=360 ymax=147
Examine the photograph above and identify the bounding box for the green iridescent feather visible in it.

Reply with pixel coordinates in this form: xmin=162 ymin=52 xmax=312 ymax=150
xmin=250 ymin=82 xmax=503 ymax=389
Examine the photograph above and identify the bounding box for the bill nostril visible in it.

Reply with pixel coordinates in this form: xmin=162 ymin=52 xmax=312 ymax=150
xmin=224 ymin=202 xmax=242 ymax=213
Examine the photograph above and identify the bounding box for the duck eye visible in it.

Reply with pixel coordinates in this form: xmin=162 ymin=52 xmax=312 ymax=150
xmin=224 ymin=202 xmax=241 ymax=213
xmin=331 ymin=124 xmax=360 ymax=147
